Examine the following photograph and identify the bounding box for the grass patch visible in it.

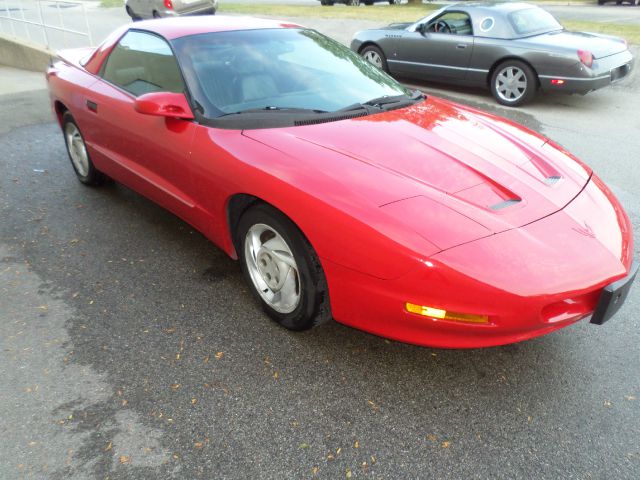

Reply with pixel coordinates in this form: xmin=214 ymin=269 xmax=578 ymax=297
xmin=563 ymin=20 xmax=640 ymax=44
xmin=219 ymin=3 xmax=440 ymax=23
xmin=219 ymin=3 xmax=640 ymax=44
xmin=101 ymin=0 xmax=122 ymax=7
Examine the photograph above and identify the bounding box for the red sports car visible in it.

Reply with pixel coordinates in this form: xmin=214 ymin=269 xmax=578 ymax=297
xmin=46 ymin=17 xmax=636 ymax=348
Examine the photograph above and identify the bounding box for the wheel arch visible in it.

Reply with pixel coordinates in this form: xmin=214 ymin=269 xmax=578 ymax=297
xmin=225 ymin=193 xmax=320 ymax=263
xmin=487 ymin=56 xmax=541 ymax=88
xmin=53 ymin=100 xmax=68 ymax=127
xmin=357 ymin=41 xmax=383 ymax=54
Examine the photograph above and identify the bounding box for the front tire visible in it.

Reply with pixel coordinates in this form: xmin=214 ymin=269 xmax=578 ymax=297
xmin=237 ymin=204 xmax=331 ymax=331
xmin=490 ymin=60 xmax=537 ymax=107
xmin=361 ymin=45 xmax=389 ymax=72
xmin=62 ymin=112 xmax=107 ymax=186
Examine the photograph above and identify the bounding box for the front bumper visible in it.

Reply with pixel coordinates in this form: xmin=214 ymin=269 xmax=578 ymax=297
xmin=325 ymin=175 xmax=634 ymax=348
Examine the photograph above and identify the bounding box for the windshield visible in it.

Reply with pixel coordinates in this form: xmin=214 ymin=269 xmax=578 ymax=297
xmin=508 ymin=7 xmax=562 ymax=37
xmin=172 ymin=28 xmax=411 ymax=118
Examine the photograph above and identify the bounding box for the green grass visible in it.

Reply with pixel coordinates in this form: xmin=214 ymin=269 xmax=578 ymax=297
xmin=99 ymin=1 xmax=639 ymax=44
xmin=563 ymin=20 xmax=640 ymax=44
xmin=218 ymin=3 xmax=639 ymax=44
xmin=101 ymin=0 xmax=122 ymax=7
xmin=218 ymin=3 xmax=440 ymax=22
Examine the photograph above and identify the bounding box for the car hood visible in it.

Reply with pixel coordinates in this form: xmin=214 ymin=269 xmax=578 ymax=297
xmin=243 ymin=97 xmax=591 ymax=251
xmin=521 ymin=30 xmax=627 ymax=59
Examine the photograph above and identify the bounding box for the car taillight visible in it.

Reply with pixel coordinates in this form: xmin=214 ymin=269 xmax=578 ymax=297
xmin=164 ymin=0 xmax=173 ymax=9
xmin=577 ymin=49 xmax=593 ymax=68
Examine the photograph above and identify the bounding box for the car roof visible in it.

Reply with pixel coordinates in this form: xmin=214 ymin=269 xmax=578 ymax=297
xmin=132 ymin=15 xmax=304 ymax=40
xmin=447 ymin=2 xmax=537 ymax=14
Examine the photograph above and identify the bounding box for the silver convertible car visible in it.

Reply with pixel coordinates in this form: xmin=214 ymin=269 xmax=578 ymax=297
xmin=351 ymin=2 xmax=634 ymax=106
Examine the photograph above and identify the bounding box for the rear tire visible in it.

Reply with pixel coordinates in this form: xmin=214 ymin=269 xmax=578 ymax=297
xmin=126 ymin=6 xmax=141 ymax=21
xmin=62 ymin=112 xmax=107 ymax=186
xmin=237 ymin=204 xmax=331 ymax=331
xmin=490 ymin=60 xmax=537 ymax=107
xmin=361 ymin=45 xmax=389 ymax=73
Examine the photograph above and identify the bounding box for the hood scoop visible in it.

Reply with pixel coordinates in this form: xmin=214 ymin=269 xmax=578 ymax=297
xmin=490 ymin=199 xmax=522 ymax=211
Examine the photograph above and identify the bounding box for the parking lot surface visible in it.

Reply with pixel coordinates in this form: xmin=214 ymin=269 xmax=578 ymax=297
xmin=1 ymin=13 xmax=640 ymax=480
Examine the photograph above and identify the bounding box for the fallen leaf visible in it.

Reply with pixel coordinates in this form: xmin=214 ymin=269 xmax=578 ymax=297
xmin=191 ymin=398 xmax=197 ymax=405
xmin=441 ymin=441 xmax=451 ymax=448
xmin=273 ymin=371 xmax=279 ymax=379
xmin=203 ymin=354 xmax=210 ymax=364
xmin=346 ymin=469 xmax=352 ymax=479
xmin=194 ymin=442 xmax=203 ymax=449
xmin=354 ymin=440 xmax=359 ymax=449
xmin=215 ymin=352 xmax=224 ymax=359
xmin=624 ymin=395 xmax=636 ymax=401
xmin=104 ymin=442 xmax=112 ymax=452
xmin=171 ymin=383 xmax=181 ymax=390
xmin=312 ymin=466 xmax=319 ymax=475
xmin=299 ymin=443 xmax=310 ymax=449
xmin=426 ymin=434 xmax=437 ymax=442
xmin=119 ymin=455 xmax=130 ymax=464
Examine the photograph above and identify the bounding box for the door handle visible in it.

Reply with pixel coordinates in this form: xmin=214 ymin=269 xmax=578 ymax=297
xmin=456 ymin=44 xmax=467 ymax=49
xmin=86 ymin=100 xmax=98 ymax=113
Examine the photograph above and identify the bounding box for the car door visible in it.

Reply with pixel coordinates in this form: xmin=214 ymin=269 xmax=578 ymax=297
xmin=81 ymin=30 xmax=200 ymax=224
xmin=393 ymin=11 xmax=474 ymax=81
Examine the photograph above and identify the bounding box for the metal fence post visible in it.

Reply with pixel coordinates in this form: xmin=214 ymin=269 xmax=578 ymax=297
xmin=4 ymin=0 xmax=16 ymax=36
xmin=18 ymin=0 xmax=32 ymax=40
xmin=82 ymin=2 xmax=92 ymax=46
xmin=37 ymin=0 xmax=50 ymax=49
xmin=55 ymin=1 xmax=67 ymax=47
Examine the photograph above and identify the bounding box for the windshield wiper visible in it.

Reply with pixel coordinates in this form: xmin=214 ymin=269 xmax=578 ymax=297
xmin=219 ymin=106 xmax=329 ymax=117
xmin=338 ymin=90 xmax=425 ymax=113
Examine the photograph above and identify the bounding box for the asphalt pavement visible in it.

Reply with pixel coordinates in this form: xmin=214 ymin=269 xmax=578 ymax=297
xmin=1 ymin=8 xmax=640 ymax=480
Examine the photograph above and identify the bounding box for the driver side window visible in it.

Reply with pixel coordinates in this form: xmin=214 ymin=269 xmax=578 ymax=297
xmin=428 ymin=12 xmax=473 ymax=36
xmin=101 ymin=31 xmax=185 ymax=97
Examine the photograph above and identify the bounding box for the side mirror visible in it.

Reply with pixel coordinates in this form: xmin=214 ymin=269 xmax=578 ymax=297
xmin=134 ymin=92 xmax=194 ymax=120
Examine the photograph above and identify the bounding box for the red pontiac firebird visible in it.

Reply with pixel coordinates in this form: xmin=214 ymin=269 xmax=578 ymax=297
xmin=47 ymin=16 xmax=637 ymax=348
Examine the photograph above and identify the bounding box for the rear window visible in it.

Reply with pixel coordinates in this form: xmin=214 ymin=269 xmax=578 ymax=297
xmin=508 ymin=8 xmax=562 ymax=36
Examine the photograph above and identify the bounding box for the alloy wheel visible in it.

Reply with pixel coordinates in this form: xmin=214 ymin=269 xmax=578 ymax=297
xmin=65 ymin=122 xmax=89 ymax=177
xmin=495 ymin=66 xmax=528 ymax=103
xmin=244 ymin=223 xmax=301 ymax=314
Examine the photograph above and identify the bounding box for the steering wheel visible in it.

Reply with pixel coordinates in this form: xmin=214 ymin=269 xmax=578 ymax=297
xmin=435 ymin=20 xmax=451 ymax=34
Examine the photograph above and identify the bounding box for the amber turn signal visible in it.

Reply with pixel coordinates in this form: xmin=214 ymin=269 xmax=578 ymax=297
xmin=405 ymin=303 xmax=489 ymax=324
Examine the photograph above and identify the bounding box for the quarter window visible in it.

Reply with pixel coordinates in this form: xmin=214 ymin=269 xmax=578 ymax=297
xmin=102 ymin=31 xmax=185 ymax=97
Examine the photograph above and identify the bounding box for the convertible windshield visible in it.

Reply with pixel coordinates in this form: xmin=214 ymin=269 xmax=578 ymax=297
xmin=172 ymin=28 xmax=412 ymax=118
xmin=508 ymin=7 xmax=563 ymax=37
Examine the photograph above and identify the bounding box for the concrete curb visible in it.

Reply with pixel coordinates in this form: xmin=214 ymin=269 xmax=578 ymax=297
xmin=0 ymin=33 xmax=55 ymax=72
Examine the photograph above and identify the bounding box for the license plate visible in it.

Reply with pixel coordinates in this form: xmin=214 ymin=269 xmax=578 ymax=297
xmin=591 ymin=261 xmax=638 ymax=325
xmin=611 ymin=64 xmax=631 ymax=82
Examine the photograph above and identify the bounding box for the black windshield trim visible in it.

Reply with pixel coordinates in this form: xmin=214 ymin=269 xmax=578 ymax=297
xmin=197 ymin=100 xmax=427 ymax=130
